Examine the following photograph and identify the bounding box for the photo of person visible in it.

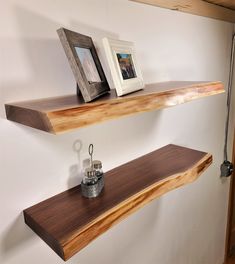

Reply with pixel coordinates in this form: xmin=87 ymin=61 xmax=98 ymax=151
xmin=75 ymin=47 xmax=101 ymax=83
xmin=116 ymin=53 xmax=137 ymax=80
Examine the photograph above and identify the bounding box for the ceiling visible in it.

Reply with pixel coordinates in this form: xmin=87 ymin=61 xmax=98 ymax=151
xmin=205 ymin=0 xmax=235 ymax=10
xmin=131 ymin=0 xmax=235 ymax=23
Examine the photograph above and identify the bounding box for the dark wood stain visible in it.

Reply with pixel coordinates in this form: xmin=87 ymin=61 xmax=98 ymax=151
xmin=5 ymin=105 xmax=53 ymax=133
xmin=225 ymin=129 xmax=235 ymax=262
xmin=23 ymin=144 xmax=212 ymax=261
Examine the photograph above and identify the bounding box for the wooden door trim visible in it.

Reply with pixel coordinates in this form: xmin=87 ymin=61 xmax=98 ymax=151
xmin=225 ymin=130 xmax=235 ymax=262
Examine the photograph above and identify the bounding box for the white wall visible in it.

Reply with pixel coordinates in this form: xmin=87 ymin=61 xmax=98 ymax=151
xmin=0 ymin=1 xmax=234 ymax=263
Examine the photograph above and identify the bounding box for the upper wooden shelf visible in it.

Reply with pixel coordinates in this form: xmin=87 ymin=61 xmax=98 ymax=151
xmin=131 ymin=0 xmax=235 ymax=23
xmin=5 ymin=81 xmax=224 ymax=134
xmin=23 ymin=144 xmax=212 ymax=261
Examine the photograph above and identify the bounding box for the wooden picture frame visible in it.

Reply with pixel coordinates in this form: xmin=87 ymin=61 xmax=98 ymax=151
xmin=57 ymin=28 xmax=110 ymax=102
xmin=103 ymin=38 xmax=144 ymax=96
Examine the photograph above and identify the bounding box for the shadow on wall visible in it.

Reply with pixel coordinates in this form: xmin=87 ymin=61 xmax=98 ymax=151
xmin=0 ymin=213 xmax=34 ymax=262
xmin=0 ymin=5 xmax=118 ymax=120
xmin=68 ymin=139 xmax=99 ymax=189
xmin=68 ymin=139 xmax=84 ymax=188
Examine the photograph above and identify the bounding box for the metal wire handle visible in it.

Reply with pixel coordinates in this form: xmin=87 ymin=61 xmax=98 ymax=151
xmin=88 ymin=144 xmax=94 ymax=167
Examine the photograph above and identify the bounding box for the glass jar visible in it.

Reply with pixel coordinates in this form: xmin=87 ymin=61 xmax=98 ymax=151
xmin=92 ymin=160 xmax=104 ymax=193
xmin=82 ymin=168 xmax=98 ymax=185
xmin=92 ymin=160 xmax=103 ymax=179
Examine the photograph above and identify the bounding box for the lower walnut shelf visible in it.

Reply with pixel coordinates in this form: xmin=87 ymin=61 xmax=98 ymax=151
xmin=24 ymin=144 xmax=212 ymax=261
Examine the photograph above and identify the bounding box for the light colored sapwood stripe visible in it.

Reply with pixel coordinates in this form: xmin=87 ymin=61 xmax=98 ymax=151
xmin=62 ymin=153 xmax=212 ymax=260
xmin=130 ymin=0 xmax=235 ymax=23
xmin=48 ymin=82 xmax=224 ymax=134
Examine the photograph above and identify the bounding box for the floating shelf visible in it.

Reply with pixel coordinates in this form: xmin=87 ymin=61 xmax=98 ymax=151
xmin=24 ymin=144 xmax=212 ymax=261
xmin=5 ymin=81 xmax=224 ymax=134
xmin=131 ymin=0 xmax=235 ymax=23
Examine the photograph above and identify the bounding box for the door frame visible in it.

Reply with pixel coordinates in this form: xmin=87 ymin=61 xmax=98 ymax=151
xmin=225 ymin=130 xmax=235 ymax=262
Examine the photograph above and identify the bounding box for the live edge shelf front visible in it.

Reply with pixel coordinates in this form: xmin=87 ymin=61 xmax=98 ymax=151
xmin=24 ymin=144 xmax=212 ymax=261
xmin=5 ymin=81 xmax=224 ymax=134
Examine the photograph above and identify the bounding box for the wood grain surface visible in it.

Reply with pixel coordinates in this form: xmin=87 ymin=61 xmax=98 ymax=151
xmin=131 ymin=0 xmax=235 ymax=23
xmin=5 ymin=81 xmax=224 ymax=134
xmin=224 ymin=130 xmax=235 ymax=261
xmin=24 ymin=144 xmax=212 ymax=261
xmin=205 ymin=0 xmax=235 ymax=10
xmin=227 ymin=256 xmax=235 ymax=264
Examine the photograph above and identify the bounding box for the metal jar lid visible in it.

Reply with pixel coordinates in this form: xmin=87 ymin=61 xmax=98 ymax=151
xmin=85 ymin=168 xmax=96 ymax=178
xmin=92 ymin=160 xmax=102 ymax=169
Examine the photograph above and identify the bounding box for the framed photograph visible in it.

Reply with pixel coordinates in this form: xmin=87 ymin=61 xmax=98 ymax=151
xmin=57 ymin=28 xmax=110 ymax=102
xmin=102 ymin=38 xmax=144 ymax=96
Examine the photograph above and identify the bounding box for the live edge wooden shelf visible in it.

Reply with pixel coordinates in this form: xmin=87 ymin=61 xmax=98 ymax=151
xmin=5 ymin=81 xmax=224 ymax=134
xmin=24 ymin=144 xmax=212 ymax=261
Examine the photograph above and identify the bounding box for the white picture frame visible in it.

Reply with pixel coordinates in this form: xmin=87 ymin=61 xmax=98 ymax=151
xmin=102 ymin=38 xmax=144 ymax=96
